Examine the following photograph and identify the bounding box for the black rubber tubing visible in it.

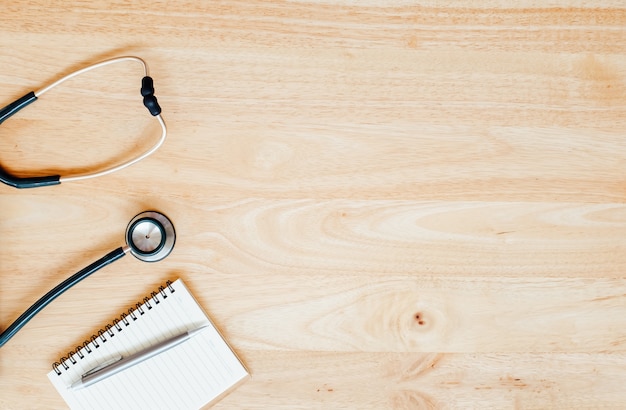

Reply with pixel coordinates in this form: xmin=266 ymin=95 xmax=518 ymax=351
xmin=0 ymin=92 xmax=37 ymax=125
xmin=0 ymin=92 xmax=61 ymax=188
xmin=0 ymin=247 xmax=127 ymax=348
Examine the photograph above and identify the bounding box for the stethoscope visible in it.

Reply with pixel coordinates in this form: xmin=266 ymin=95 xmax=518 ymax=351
xmin=0 ymin=57 xmax=174 ymax=347
xmin=0 ymin=210 xmax=176 ymax=348
xmin=0 ymin=56 xmax=166 ymax=188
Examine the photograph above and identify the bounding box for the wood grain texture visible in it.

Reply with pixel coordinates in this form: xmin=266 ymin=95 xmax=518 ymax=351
xmin=1 ymin=1 xmax=626 ymax=409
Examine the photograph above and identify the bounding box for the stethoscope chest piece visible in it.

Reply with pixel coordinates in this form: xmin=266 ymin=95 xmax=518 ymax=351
xmin=126 ymin=211 xmax=176 ymax=262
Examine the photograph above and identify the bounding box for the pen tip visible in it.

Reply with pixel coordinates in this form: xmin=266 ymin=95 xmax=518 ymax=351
xmin=189 ymin=325 xmax=210 ymax=337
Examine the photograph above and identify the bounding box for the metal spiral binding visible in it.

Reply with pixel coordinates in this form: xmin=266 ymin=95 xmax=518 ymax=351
xmin=52 ymin=280 xmax=175 ymax=375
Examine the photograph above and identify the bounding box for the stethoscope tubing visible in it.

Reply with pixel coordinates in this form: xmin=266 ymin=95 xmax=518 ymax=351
xmin=0 ymin=246 xmax=129 ymax=348
xmin=0 ymin=211 xmax=176 ymax=348
xmin=60 ymin=114 xmax=166 ymax=184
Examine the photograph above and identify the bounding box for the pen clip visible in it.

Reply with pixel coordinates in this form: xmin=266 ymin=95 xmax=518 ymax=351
xmin=82 ymin=355 xmax=123 ymax=377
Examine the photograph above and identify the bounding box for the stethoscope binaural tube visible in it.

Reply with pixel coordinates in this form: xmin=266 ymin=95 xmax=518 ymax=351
xmin=0 ymin=56 xmax=166 ymax=189
xmin=0 ymin=211 xmax=176 ymax=348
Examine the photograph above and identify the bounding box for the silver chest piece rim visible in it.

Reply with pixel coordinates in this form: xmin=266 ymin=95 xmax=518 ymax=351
xmin=126 ymin=211 xmax=176 ymax=262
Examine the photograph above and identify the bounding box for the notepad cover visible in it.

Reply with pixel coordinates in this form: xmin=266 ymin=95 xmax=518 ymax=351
xmin=47 ymin=279 xmax=249 ymax=410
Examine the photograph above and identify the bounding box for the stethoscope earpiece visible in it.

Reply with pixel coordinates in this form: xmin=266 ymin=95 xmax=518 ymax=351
xmin=0 ymin=56 xmax=167 ymax=189
xmin=0 ymin=211 xmax=176 ymax=347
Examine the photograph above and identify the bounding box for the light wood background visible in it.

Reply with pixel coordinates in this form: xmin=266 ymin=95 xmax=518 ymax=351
xmin=1 ymin=1 xmax=626 ymax=409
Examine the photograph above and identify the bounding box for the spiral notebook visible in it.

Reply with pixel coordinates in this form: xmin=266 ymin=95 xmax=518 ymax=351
xmin=47 ymin=279 xmax=249 ymax=410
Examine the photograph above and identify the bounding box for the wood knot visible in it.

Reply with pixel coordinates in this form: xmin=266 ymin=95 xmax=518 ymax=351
xmin=414 ymin=312 xmax=426 ymax=326
xmin=360 ymin=290 xmax=450 ymax=349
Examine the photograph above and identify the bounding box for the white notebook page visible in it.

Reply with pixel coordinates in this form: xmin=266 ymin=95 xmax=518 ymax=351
xmin=47 ymin=279 xmax=248 ymax=410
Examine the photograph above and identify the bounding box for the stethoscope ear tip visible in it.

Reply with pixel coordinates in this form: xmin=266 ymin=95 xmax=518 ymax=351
xmin=126 ymin=211 xmax=175 ymax=263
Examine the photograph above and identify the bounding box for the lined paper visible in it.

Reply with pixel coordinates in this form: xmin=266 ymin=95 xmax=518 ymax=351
xmin=47 ymin=279 xmax=249 ymax=410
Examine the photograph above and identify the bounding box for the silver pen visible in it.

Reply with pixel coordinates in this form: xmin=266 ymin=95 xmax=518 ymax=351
xmin=70 ymin=325 xmax=209 ymax=390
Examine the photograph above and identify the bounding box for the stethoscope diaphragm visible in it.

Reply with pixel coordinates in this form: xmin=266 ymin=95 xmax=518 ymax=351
xmin=126 ymin=211 xmax=176 ymax=262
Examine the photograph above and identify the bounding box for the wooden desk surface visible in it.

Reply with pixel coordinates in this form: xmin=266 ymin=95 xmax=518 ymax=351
xmin=1 ymin=1 xmax=626 ymax=408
